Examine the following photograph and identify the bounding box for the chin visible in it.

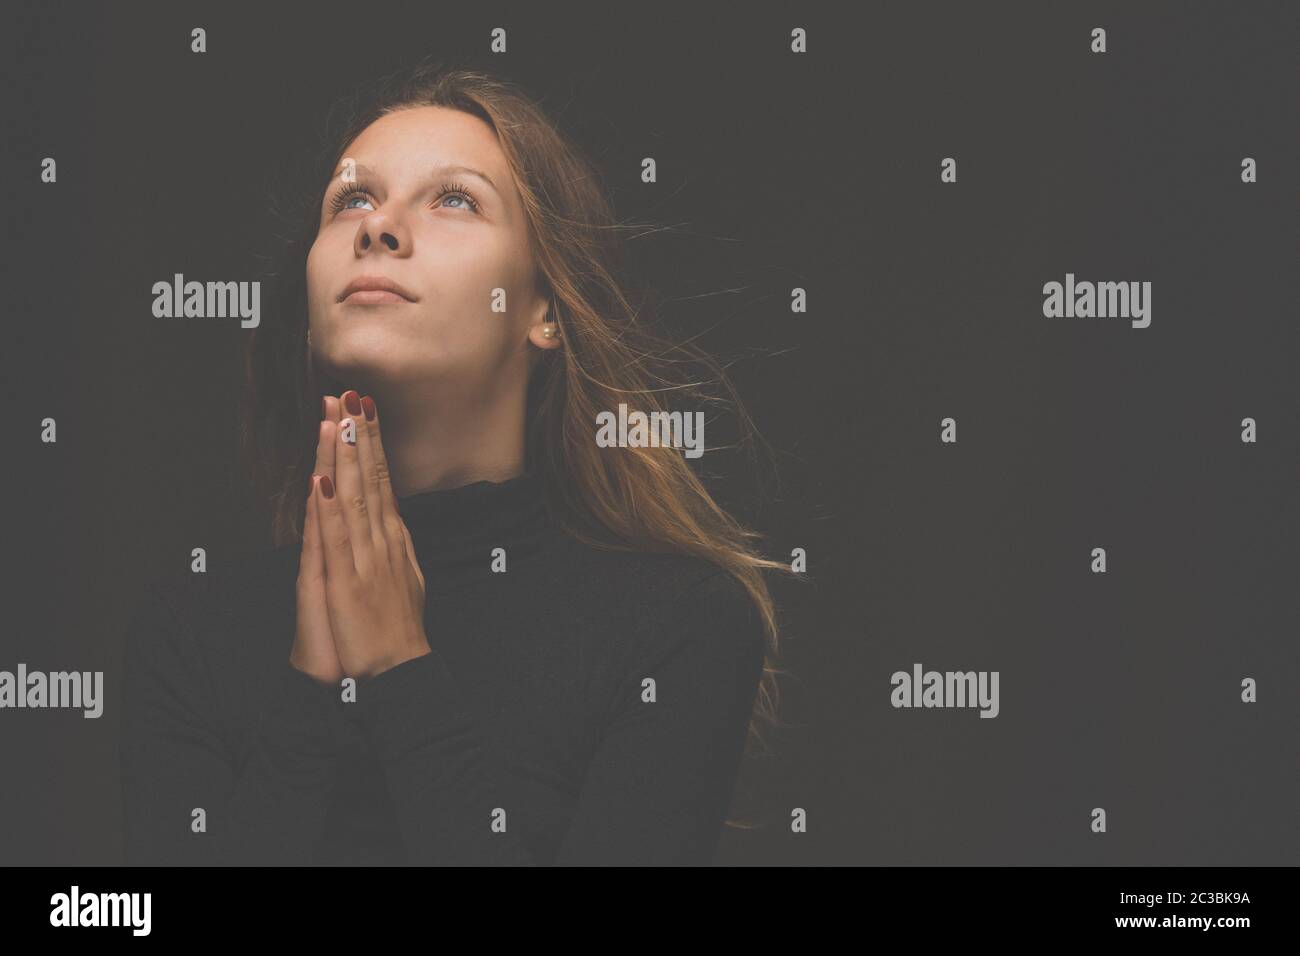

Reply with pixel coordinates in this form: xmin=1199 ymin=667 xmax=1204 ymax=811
xmin=322 ymin=332 xmax=465 ymax=393
xmin=317 ymin=324 xmax=420 ymax=387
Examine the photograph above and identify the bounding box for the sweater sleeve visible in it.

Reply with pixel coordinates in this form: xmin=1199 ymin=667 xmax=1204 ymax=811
xmin=119 ymin=583 xmax=344 ymax=865
xmin=343 ymin=567 xmax=766 ymax=865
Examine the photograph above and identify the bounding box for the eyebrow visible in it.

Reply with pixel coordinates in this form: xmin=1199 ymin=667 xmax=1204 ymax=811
xmin=330 ymin=161 xmax=502 ymax=199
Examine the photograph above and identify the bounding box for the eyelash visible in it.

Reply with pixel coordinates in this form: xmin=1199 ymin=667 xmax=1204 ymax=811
xmin=326 ymin=180 xmax=481 ymax=216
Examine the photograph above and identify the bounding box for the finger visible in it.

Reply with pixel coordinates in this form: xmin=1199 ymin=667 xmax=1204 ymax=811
xmin=317 ymin=419 xmax=337 ymax=490
xmin=344 ymin=390 xmax=387 ymax=554
xmin=321 ymin=394 xmax=342 ymax=424
xmin=301 ymin=474 xmax=325 ymax=585
xmin=362 ymin=395 xmax=401 ymax=519
xmin=364 ymin=396 xmax=417 ymax=577
xmin=315 ymin=470 xmax=356 ymax=580
xmin=362 ymin=395 xmax=405 ymax=562
xmin=334 ymin=409 xmax=372 ymax=575
xmin=306 ymin=419 xmax=336 ymax=583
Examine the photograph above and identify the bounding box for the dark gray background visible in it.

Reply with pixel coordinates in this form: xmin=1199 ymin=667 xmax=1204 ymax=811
xmin=3 ymin=0 xmax=1296 ymax=865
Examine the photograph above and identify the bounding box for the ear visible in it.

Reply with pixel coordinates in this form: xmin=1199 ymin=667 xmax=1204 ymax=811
xmin=526 ymin=294 xmax=562 ymax=352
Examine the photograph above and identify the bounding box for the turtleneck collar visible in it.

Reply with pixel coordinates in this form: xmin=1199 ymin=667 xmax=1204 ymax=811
xmin=394 ymin=470 xmax=554 ymax=587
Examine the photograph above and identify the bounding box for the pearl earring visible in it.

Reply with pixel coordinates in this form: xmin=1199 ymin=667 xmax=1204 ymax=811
xmin=542 ymin=324 xmax=559 ymax=340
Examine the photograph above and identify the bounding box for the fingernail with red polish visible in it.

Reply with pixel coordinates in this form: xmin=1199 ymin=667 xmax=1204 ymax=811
xmin=320 ymin=474 xmax=335 ymax=499
xmin=361 ymin=395 xmax=376 ymax=421
xmin=344 ymin=390 xmax=362 ymax=416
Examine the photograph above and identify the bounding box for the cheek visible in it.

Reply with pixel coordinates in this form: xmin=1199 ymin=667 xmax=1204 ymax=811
xmin=305 ymin=242 xmax=326 ymax=318
xmin=432 ymin=232 xmax=533 ymax=324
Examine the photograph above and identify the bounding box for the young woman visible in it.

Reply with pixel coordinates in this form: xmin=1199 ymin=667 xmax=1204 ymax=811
xmin=120 ymin=60 xmax=789 ymax=866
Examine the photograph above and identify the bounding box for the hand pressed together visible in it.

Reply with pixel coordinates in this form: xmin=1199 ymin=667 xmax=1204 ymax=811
xmin=291 ymin=389 xmax=429 ymax=684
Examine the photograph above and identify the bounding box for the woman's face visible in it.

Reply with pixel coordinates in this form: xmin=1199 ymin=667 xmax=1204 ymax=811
xmin=306 ymin=105 xmax=552 ymax=399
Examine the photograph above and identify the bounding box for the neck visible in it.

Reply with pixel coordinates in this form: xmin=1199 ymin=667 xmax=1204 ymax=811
xmin=360 ymin=376 xmax=528 ymax=496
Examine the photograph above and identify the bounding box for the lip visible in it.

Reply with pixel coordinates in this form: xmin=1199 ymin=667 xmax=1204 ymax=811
xmin=337 ymin=275 xmax=419 ymax=304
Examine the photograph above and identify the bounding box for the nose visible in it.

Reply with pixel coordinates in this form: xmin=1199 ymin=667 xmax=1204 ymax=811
xmin=353 ymin=208 xmax=411 ymax=257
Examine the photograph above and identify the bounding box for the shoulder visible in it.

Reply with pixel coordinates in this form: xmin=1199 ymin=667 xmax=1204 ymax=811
xmin=661 ymin=563 xmax=766 ymax=660
xmin=546 ymin=529 xmax=747 ymax=605
xmin=547 ymin=534 xmax=765 ymax=666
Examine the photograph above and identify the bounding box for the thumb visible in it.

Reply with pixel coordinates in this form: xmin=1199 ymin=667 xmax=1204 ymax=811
xmin=401 ymin=523 xmax=425 ymax=592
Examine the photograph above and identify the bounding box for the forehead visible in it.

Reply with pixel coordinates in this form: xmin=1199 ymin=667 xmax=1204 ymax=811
xmin=339 ymin=105 xmax=510 ymax=191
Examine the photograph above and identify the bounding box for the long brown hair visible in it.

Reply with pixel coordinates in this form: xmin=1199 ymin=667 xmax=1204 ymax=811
xmin=242 ymin=55 xmax=796 ymax=829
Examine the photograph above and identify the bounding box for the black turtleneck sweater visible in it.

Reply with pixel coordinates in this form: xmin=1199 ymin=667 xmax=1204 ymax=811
xmin=119 ymin=472 xmax=766 ymax=866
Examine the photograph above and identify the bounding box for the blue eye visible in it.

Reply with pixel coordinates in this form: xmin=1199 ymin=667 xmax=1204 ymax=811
xmin=432 ymin=183 xmax=481 ymax=214
xmin=326 ymin=180 xmax=481 ymax=216
xmin=326 ymin=181 xmax=372 ymax=215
